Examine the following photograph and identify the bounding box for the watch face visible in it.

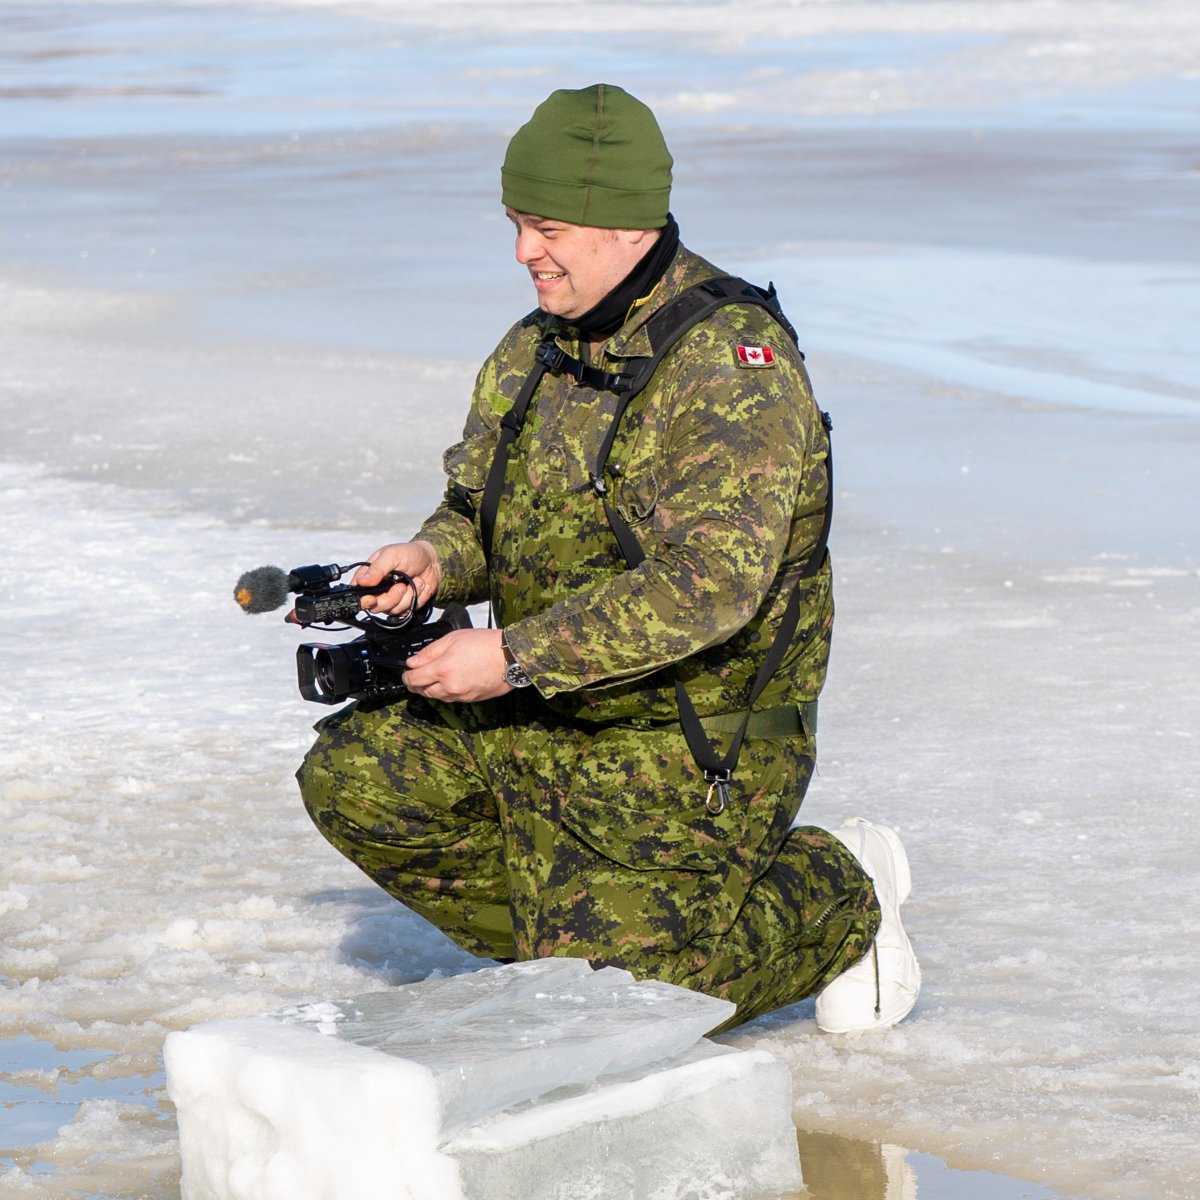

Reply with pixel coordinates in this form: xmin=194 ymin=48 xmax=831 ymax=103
xmin=505 ymin=662 xmax=533 ymax=688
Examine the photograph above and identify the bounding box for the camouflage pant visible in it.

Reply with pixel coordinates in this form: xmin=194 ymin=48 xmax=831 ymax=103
xmin=297 ymin=694 xmax=879 ymax=1030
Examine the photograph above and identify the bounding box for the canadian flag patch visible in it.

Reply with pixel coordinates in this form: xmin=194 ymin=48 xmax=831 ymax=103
xmin=735 ymin=344 xmax=775 ymax=368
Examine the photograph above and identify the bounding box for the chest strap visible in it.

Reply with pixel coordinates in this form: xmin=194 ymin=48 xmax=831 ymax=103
xmin=534 ymin=340 xmax=636 ymax=395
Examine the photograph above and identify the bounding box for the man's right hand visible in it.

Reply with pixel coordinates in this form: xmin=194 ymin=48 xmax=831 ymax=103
xmin=352 ymin=540 xmax=443 ymax=616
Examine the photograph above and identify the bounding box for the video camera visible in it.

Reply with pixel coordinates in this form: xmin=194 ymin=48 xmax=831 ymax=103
xmin=234 ymin=561 xmax=470 ymax=705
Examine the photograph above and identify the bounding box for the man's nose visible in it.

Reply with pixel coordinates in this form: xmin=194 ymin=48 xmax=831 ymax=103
xmin=514 ymin=228 xmax=544 ymax=265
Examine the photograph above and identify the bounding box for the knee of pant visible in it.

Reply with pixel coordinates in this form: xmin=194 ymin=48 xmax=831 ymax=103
xmin=295 ymin=733 xmax=341 ymax=829
xmin=294 ymin=735 xmax=381 ymax=860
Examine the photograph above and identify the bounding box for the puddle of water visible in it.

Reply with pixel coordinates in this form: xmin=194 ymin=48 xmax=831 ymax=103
xmin=0 ymin=1034 xmax=162 ymax=1173
xmin=0 ymin=1037 xmax=107 ymax=1074
xmin=793 ymin=1130 xmax=1072 ymax=1200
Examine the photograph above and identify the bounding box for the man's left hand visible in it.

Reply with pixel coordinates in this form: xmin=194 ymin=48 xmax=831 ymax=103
xmin=401 ymin=627 xmax=515 ymax=702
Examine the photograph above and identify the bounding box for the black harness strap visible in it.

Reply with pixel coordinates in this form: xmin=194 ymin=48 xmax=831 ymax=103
xmin=479 ymin=337 xmax=554 ymax=561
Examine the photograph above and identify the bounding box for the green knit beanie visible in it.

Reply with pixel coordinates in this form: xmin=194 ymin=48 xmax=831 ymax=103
xmin=501 ymin=84 xmax=672 ymax=229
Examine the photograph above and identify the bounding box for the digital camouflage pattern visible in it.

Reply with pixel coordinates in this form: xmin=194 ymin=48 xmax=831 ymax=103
xmin=419 ymin=245 xmax=834 ymax=723
xmin=298 ymin=242 xmax=880 ymax=1026
xmin=298 ymin=692 xmax=880 ymax=1029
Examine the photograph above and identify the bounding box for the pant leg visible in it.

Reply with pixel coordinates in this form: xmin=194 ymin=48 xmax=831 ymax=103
xmin=496 ymin=720 xmax=879 ymax=1027
xmin=668 ymin=824 xmax=881 ymax=1028
xmin=296 ymin=697 xmax=516 ymax=962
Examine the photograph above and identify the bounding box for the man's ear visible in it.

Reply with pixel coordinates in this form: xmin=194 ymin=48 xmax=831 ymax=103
xmin=619 ymin=227 xmax=658 ymax=248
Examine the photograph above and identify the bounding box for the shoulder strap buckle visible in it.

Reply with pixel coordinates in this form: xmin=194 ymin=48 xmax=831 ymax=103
xmin=534 ymin=339 xmax=569 ymax=374
xmin=536 ymin=338 xmax=637 ymax=394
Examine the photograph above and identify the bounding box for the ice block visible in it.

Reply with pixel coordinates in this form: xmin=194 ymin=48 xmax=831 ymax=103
xmin=448 ymin=1040 xmax=804 ymax=1200
xmin=165 ymin=959 xmax=802 ymax=1200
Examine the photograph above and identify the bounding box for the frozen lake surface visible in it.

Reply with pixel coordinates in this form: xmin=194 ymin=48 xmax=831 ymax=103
xmin=1 ymin=1 xmax=1197 ymax=1197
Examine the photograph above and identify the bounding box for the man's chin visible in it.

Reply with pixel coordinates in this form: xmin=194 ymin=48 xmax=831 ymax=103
xmin=532 ymin=287 xmax=578 ymax=320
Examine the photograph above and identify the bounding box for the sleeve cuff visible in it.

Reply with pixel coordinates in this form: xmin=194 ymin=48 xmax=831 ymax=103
xmin=501 ymin=618 xmax=589 ymax=696
xmin=415 ymin=517 xmax=487 ymax=605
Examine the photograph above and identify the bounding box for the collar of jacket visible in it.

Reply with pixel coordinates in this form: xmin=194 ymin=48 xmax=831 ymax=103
xmin=591 ymin=243 xmax=727 ymax=363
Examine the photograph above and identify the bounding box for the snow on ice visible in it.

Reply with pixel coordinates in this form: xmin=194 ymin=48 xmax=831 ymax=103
xmin=1 ymin=1 xmax=1198 ymax=1198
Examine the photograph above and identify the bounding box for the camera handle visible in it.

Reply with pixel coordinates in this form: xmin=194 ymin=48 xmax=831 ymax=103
xmin=357 ymin=570 xmax=425 ymax=631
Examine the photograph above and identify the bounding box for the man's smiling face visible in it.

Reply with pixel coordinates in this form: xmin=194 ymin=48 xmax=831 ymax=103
xmin=506 ymin=208 xmax=657 ymax=323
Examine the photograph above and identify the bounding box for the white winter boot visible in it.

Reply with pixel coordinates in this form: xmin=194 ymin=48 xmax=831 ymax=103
xmin=815 ymin=818 xmax=921 ymax=1034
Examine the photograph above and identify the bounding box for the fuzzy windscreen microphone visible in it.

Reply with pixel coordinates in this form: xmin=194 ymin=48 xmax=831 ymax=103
xmin=234 ymin=565 xmax=291 ymax=614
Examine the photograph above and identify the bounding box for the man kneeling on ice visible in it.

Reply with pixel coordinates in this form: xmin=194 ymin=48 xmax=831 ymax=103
xmin=297 ymin=84 xmax=920 ymax=1033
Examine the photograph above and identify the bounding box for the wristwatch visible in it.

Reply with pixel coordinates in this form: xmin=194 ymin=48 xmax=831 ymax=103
xmin=501 ymin=633 xmax=533 ymax=689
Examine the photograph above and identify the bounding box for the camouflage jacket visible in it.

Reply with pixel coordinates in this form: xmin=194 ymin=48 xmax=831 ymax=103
xmin=417 ymin=244 xmax=833 ymax=724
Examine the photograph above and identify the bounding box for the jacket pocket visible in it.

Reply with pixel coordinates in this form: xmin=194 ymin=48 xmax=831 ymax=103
xmin=612 ymin=459 xmax=660 ymax=526
xmin=442 ymin=435 xmax=493 ymax=497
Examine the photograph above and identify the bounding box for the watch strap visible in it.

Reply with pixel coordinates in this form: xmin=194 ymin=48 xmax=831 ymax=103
xmin=501 ymin=633 xmax=533 ymax=688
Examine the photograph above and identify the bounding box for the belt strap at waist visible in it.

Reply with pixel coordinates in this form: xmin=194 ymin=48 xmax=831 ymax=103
xmin=668 ymin=701 xmax=817 ymax=738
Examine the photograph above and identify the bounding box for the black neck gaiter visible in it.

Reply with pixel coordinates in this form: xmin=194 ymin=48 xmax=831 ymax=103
xmin=569 ymin=214 xmax=680 ymax=341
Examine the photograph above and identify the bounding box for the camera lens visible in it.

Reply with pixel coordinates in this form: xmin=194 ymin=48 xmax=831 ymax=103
xmin=297 ymin=639 xmax=370 ymax=704
xmin=312 ymin=643 xmax=367 ymax=701
xmin=314 ymin=650 xmax=341 ymax=698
